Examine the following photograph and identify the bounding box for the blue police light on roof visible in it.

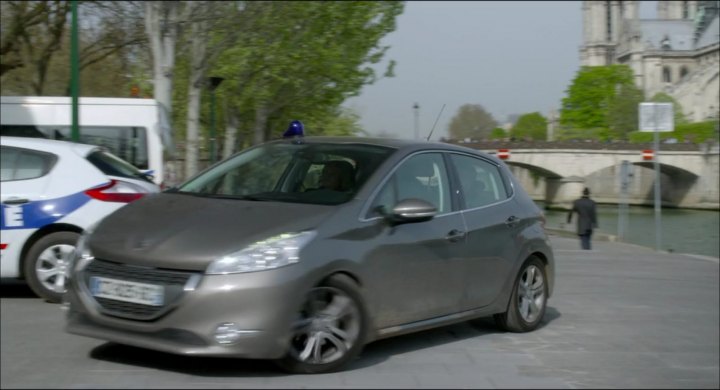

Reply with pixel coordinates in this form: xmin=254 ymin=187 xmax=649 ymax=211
xmin=283 ymin=120 xmax=305 ymax=138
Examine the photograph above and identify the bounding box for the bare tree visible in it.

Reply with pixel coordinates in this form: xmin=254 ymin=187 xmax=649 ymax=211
xmin=0 ymin=1 xmax=49 ymax=76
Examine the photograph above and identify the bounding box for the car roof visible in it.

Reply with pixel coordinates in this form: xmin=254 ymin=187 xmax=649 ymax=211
xmin=0 ymin=136 xmax=99 ymax=157
xmin=267 ymin=136 xmax=497 ymax=159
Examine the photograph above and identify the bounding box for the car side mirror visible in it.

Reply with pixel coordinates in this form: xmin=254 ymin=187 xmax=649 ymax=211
xmin=376 ymin=198 xmax=437 ymax=225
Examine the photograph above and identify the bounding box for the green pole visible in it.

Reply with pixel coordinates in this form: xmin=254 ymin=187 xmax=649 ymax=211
xmin=70 ymin=0 xmax=80 ymax=142
xmin=210 ymin=90 xmax=216 ymax=163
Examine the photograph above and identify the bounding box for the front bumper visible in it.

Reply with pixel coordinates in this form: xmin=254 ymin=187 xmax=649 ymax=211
xmin=64 ymin=264 xmax=310 ymax=359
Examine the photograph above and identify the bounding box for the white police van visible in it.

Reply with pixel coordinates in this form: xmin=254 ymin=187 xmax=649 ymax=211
xmin=1 ymin=136 xmax=159 ymax=302
xmin=0 ymin=96 xmax=175 ymax=187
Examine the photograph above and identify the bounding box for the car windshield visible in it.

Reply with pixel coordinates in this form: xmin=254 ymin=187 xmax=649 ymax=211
xmin=175 ymin=141 xmax=395 ymax=205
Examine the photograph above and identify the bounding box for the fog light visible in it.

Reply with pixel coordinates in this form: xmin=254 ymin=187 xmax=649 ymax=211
xmin=213 ymin=323 xmax=259 ymax=345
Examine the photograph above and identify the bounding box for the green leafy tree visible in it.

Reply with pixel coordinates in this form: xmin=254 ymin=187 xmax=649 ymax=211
xmin=511 ymin=112 xmax=547 ymax=140
xmin=447 ymin=104 xmax=497 ymax=140
xmin=560 ymin=65 xmax=643 ymax=139
xmin=206 ymin=1 xmax=403 ymax=153
xmin=606 ymin=83 xmax=644 ymax=140
xmin=489 ymin=127 xmax=507 ymax=140
xmin=650 ymin=92 xmax=688 ymax=125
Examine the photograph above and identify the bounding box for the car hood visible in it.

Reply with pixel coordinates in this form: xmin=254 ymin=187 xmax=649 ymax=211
xmin=88 ymin=193 xmax=337 ymax=271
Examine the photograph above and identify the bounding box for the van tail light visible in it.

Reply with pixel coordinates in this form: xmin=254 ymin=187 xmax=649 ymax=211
xmin=85 ymin=180 xmax=146 ymax=203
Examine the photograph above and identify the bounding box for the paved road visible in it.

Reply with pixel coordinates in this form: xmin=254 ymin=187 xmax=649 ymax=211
xmin=2 ymin=235 xmax=718 ymax=389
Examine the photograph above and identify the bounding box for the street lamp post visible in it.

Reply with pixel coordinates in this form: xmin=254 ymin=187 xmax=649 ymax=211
xmin=70 ymin=0 xmax=80 ymax=142
xmin=207 ymin=76 xmax=224 ymax=164
xmin=413 ymin=102 xmax=420 ymax=140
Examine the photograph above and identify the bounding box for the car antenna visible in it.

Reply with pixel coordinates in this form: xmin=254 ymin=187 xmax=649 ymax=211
xmin=426 ymin=104 xmax=446 ymax=141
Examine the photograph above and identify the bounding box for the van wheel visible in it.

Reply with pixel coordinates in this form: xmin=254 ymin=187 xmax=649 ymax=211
xmin=23 ymin=231 xmax=79 ymax=303
xmin=276 ymin=274 xmax=368 ymax=374
xmin=494 ymin=256 xmax=548 ymax=332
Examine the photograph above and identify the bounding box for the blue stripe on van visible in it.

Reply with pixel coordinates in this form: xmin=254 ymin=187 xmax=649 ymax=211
xmin=1 ymin=191 xmax=91 ymax=230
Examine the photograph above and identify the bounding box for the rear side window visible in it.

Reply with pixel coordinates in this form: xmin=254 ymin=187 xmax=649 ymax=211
xmin=86 ymin=150 xmax=152 ymax=183
xmin=450 ymin=154 xmax=509 ymax=209
xmin=0 ymin=146 xmax=57 ymax=181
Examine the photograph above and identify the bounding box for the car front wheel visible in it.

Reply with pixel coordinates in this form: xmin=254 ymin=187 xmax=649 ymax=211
xmin=23 ymin=231 xmax=79 ymax=303
xmin=276 ymin=274 xmax=368 ymax=374
xmin=494 ymin=256 xmax=548 ymax=332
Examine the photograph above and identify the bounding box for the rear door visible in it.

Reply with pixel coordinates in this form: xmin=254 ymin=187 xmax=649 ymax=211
xmin=0 ymin=146 xmax=56 ymax=277
xmin=448 ymin=152 xmax=521 ymax=310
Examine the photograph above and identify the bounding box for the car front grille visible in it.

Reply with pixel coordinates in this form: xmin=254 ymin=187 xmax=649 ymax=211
xmin=82 ymin=259 xmax=197 ymax=321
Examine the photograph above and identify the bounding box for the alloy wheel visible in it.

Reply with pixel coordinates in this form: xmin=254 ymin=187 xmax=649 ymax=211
xmin=35 ymin=243 xmax=74 ymax=294
xmin=288 ymin=286 xmax=361 ymax=365
xmin=516 ymin=264 xmax=545 ymax=323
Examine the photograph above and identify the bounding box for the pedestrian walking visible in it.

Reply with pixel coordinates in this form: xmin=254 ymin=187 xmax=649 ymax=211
xmin=567 ymin=187 xmax=598 ymax=250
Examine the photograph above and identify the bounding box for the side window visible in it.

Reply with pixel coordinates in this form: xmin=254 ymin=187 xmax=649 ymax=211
xmin=369 ymin=153 xmax=451 ymax=217
xmin=0 ymin=147 xmax=20 ymax=181
xmin=450 ymin=154 xmax=509 ymax=209
xmin=0 ymin=146 xmax=56 ymax=182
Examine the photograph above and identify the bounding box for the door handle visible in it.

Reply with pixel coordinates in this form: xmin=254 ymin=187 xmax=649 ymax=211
xmin=3 ymin=198 xmax=29 ymax=205
xmin=446 ymin=229 xmax=466 ymax=242
xmin=505 ymin=215 xmax=519 ymax=227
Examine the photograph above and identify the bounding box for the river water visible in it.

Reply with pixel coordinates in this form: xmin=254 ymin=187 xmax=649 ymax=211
xmin=539 ymin=203 xmax=720 ymax=258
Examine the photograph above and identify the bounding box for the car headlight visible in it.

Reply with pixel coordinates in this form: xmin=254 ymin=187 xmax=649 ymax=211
xmin=206 ymin=231 xmax=317 ymax=275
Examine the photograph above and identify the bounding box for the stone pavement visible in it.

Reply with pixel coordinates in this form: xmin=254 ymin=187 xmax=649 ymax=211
xmin=1 ymin=235 xmax=718 ymax=389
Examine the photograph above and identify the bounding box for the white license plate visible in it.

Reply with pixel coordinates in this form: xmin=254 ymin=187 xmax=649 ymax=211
xmin=90 ymin=276 xmax=164 ymax=306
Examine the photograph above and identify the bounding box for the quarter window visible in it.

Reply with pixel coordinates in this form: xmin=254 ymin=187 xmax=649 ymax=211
xmin=0 ymin=146 xmax=56 ymax=181
xmin=450 ymin=154 xmax=509 ymax=209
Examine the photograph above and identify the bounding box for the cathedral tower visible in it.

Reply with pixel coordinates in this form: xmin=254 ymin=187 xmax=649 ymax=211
xmin=658 ymin=1 xmax=699 ymax=19
xmin=580 ymin=1 xmax=639 ymax=66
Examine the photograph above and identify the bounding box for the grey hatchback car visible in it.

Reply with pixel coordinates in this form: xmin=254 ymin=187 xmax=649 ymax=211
xmin=65 ymin=135 xmax=554 ymax=374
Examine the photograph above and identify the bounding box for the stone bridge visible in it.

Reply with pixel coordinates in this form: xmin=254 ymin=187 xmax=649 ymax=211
xmin=446 ymin=141 xmax=720 ymax=210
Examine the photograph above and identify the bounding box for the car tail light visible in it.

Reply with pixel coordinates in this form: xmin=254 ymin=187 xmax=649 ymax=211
xmin=85 ymin=180 xmax=147 ymax=203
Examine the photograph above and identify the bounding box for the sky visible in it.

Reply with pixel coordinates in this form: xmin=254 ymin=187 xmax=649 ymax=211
xmin=344 ymin=1 xmax=657 ymax=140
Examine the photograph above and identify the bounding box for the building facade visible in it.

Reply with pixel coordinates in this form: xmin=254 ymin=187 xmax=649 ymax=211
xmin=580 ymin=1 xmax=719 ymax=122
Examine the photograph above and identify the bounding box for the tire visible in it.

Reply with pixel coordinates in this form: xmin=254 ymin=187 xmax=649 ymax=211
xmin=494 ymin=256 xmax=548 ymax=333
xmin=23 ymin=231 xmax=80 ymax=303
xmin=276 ymin=274 xmax=368 ymax=374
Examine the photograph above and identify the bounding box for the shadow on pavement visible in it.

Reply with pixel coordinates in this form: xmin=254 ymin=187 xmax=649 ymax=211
xmin=348 ymin=306 xmax=561 ymax=371
xmin=90 ymin=344 xmax=283 ymax=377
xmin=88 ymin=306 xmax=561 ymax=376
xmin=0 ymin=279 xmax=37 ymax=299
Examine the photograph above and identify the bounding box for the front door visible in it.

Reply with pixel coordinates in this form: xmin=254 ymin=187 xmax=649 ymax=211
xmin=361 ymin=152 xmax=466 ymax=328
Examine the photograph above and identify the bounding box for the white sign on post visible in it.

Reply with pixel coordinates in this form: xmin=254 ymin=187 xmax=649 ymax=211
xmin=639 ymin=102 xmax=674 ymax=132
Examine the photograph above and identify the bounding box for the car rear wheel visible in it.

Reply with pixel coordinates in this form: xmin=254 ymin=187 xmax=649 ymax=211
xmin=23 ymin=231 xmax=79 ymax=303
xmin=494 ymin=256 xmax=548 ymax=332
xmin=276 ymin=274 xmax=368 ymax=374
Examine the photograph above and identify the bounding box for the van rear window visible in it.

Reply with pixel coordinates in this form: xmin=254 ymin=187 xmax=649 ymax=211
xmin=1 ymin=125 xmax=149 ymax=169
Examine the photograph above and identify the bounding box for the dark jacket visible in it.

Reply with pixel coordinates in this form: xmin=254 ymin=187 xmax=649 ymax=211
xmin=567 ymin=196 xmax=597 ymax=234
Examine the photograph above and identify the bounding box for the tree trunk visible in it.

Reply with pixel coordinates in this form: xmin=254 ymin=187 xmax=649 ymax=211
xmin=223 ymin=105 xmax=239 ymax=159
xmin=253 ymin=104 xmax=268 ymax=145
xmin=184 ymin=18 xmax=208 ymax=179
xmin=144 ymin=1 xmax=178 ymax=118
xmin=185 ymin=79 xmax=202 ymax=179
